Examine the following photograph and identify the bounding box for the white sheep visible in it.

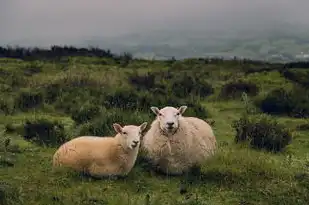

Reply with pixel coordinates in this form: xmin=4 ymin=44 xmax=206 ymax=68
xmin=141 ymin=105 xmax=217 ymax=175
xmin=52 ymin=122 xmax=148 ymax=178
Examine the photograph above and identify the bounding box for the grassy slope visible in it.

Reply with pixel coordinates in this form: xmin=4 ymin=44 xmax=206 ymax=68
xmin=0 ymin=57 xmax=309 ymax=205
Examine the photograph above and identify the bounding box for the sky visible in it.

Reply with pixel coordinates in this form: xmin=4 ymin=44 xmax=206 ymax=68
xmin=1 ymin=0 xmax=309 ymax=46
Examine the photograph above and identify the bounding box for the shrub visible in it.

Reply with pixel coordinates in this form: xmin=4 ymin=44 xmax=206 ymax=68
xmin=20 ymin=118 xmax=73 ymax=147
xmin=171 ymin=73 xmax=214 ymax=98
xmin=296 ymin=123 xmax=309 ymax=131
xmin=43 ymin=83 xmax=63 ymax=103
xmin=181 ymin=100 xmax=211 ymax=119
xmin=71 ymin=103 xmax=104 ymax=124
xmin=78 ymin=109 xmax=152 ymax=137
xmin=21 ymin=61 xmax=43 ymax=76
xmin=128 ymin=72 xmax=156 ymax=90
xmin=103 ymin=88 xmax=142 ymax=110
xmin=232 ymin=114 xmax=292 ymax=152
xmin=219 ymin=80 xmax=259 ymax=99
xmin=0 ymin=182 xmax=21 ymax=205
xmin=282 ymin=69 xmax=309 ymax=87
xmin=0 ymin=97 xmax=15 ymax=115
xmin=15 ymin=89 xmax=44 ymax=111
xmin=259 ymin=87 xmax=309 ymax=118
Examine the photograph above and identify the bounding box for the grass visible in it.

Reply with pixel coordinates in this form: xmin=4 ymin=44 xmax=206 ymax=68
xmin=0 ymin=49 xmax=309 ymax=205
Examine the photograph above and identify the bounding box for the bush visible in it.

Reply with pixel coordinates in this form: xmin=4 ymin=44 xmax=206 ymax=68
xmin=21 ymin=61 xmax=43 ymax=76
xmin=128 ymin=72 xmax=156 ymax=90
xmin=78 ymin=109 xmax=152 ymax=137
xmin=20 ymin=118 xmax=72 ymax=147
xmin=71 ymin=103 xmax=104 ymax=124
xmin=0 ymin=97 xmax=15 ymax=115
xmin=171 ymin=73 xmax=214 ymax=98
xmin=43 ymin=83 xmax=63 ymax=103
xmin=0 ymin=182 xmax=21 ymax=205
xmin=232 ymin=114 xmax=292 ymax=152
xmin=181 ymin=100 xmax=211 ymax=119
xmin=219 ymin=80 xmax=259 ymax=99
xmin=282 ymin=69 xmax=309 ymax=87
xmin=103 ymin=88 xmax=142 ymax=110
xmin=259 ymin=87 xmax=309 ymax=118
xmin=15 ymin=89 xmax=44 ymax=111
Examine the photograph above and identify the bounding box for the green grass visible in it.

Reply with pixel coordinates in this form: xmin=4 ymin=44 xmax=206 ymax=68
xmin=0 ymin=55 xmax=309 ymax=205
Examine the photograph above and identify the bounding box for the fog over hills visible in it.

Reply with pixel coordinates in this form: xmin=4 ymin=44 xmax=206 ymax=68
xmin=1 ymin=0 xmax=309 ymax=61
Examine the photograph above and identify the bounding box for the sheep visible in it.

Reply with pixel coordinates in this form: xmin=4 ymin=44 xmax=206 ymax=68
xmin=141 ymin=105 xmax=217 ymax=175
xmin=52 ymin=122 xmax=148 ymax=178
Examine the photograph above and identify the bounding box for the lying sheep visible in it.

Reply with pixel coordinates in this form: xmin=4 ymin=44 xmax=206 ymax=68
xmin=141 ymin=105 xmax=216 ymax=175
xmin=52 ymin=122 xmax=148 ymax=178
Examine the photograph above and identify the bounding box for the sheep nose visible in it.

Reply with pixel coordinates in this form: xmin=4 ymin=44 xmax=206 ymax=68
xmin=133 ymin=140 xmax=139 ymax=144
xmin=167 ymin=122 xmax=174 ymax=126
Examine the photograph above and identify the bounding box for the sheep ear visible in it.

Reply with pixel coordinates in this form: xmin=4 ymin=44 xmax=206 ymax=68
xmin=178 ymin=106 xmax=187 ymax=115
xmin=113 ymin=123 xmax=122 ymax=133
xmin=140 ymin=122 xmax=148 ymax=132
xmin=150 ymin=106 xmax=160 ymax=115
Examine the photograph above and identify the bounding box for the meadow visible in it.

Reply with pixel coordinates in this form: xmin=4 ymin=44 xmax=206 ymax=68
xmin=0 ymin=46 xmax=309 ymax=205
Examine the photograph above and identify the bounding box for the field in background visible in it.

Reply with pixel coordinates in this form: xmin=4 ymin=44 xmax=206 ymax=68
xmin=0 ymin=47 xmax=309 ymax=205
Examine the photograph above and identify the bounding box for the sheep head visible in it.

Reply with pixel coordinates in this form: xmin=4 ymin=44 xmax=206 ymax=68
xmin=150 ymin=105 xmax=187 ymax=135
xmin=113 ymin=122 xmax=148 ymax=150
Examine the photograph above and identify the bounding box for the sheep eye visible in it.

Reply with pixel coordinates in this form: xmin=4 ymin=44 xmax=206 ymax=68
xmin=176 ymin=112 xmax=180 ymax=115
xmin=122 ymin=132 xmax=127 ymax=135
xmin=158 ymin=113 xmax=162 ymax=116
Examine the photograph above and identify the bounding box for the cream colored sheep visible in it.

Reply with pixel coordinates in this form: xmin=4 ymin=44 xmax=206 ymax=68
xmin=52 ymin=122 xmax=148 ymax=178
xmin=141 ymin=105 xmax=216 ymax=175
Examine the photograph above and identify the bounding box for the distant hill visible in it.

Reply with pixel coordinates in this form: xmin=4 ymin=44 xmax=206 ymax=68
xmin=85 ymin=22 xmax=309 ymax=62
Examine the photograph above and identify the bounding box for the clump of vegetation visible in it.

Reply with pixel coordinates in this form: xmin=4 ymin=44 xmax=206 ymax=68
xmin=171 ymin=72 xmax=214 ymax=98
xmin=219 ymin=80 xmax=259 ymax=99
xmin=0 ymin=97 xmax=15 ymax=115
xmin=0 ymin=182 xmax=21 ymax=205
xmin=232 ymin=113 xmax=292 ymax=152
xmin=103 ymin=88 xmax=142 ymax=110
xmin=15 ymin=89 xmax=44 ymax=111
xmin=21 ymin=61 xmax=43 ymax=76
xmin=128 ymin=72 xmax=156 ymax=90
xmin=78 ymin=109 xmax=151 ymax=137
xmin=282 ymin=69 xmax=309 ymax=87
xmin=21 ymin=118 xmax=72 ymax=147
xmin=259 ymin=86 xmax=309 ymax=118
xmin=71 ymin=103 xmax=104 ymax=124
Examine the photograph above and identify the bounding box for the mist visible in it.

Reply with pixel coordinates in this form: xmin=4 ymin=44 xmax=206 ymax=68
xmin=1 ymin=0 xmax=309 ymax=46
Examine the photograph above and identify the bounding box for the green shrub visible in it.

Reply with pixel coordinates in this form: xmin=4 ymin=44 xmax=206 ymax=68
xmin=0 ymin=182 xmax=21 ymax=205
xmin=0 ymin=97 xmax=15 ymax=115
xmin=78 ymin=109 xmax=151 ymax=137
xmin=296 ymin=123 xmax=309 ymax=131
xmin=219 ymin=80 xmax=259 ymax=99
xmin=21 ymin=61 xmax=43 ymax=76
xmin=21 ymin=118 xmax=71 ymax=147
xmin=181 ymin=100 xmax=211 ymax=119
xmin=232 ymin=114 xmax=292 ymax=152
xmin=282 ymin=69 xmax=309 ymax=87
xmin=15 ymin=89 xmax=44 ymax=111
xmin=128 ymin=72 xmax=156 ymax=90
xmin=171 ymin=73 xmax=214 ymax=98
xmin=259 ymin=87 xmax=309 ymax=118
xmin=71 ymin=103 xmax=104 ymax=124
xmin=43 ymin=83 xmax=63 ymax=103
xmin=103 ymin=88 xmax=142 ymax=110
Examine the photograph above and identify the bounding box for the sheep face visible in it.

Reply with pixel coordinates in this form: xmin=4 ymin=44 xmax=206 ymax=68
xmin=150 ymin=106 xmax=187 ymax=134
xmin=113 ymin=122 xmax=148 ymax=150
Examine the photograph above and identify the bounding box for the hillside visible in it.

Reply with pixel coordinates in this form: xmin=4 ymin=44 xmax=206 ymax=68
xmin=85 ymin=25 xmax=309 ymax=62
xmin=1 ymin=46 xmax=309 ymax=205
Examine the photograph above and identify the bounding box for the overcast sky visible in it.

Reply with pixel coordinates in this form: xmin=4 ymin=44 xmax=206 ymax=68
xmin=1 ymin=0 xmax=309 ymax=45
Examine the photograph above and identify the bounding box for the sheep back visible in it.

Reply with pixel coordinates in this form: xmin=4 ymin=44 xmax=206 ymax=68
xmin=53 ymin=136 xmax=137 ymax=176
